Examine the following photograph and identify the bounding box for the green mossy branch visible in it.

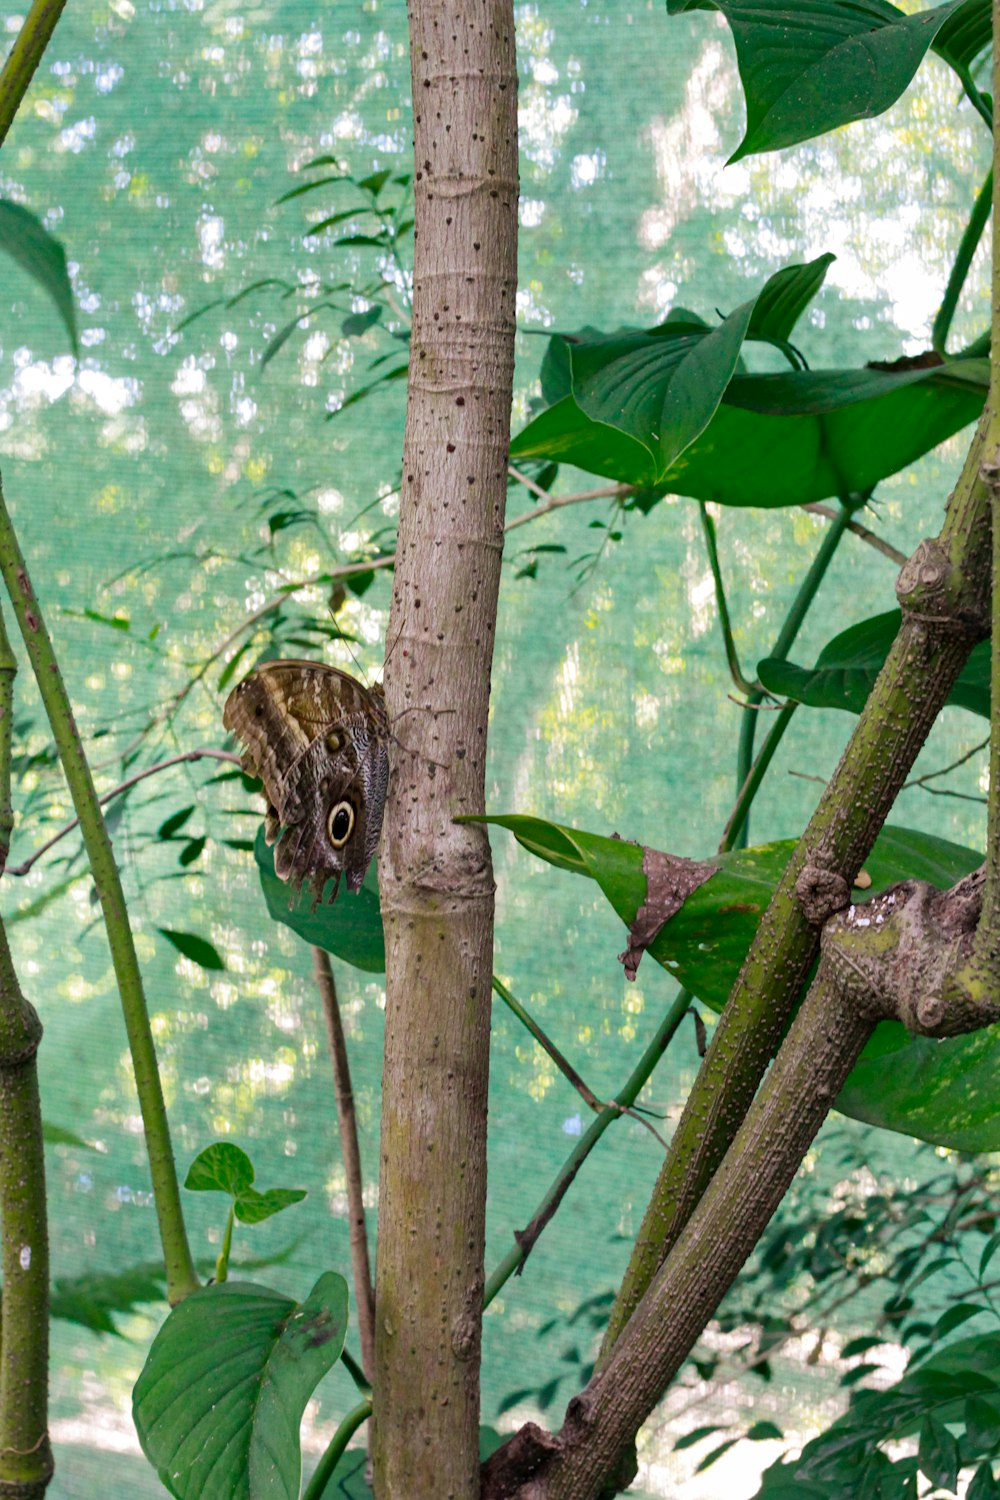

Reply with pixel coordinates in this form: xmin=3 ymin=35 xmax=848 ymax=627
xmin=601 ymin=412 xmax=993 ymax=1361
xmin=0 ymin=602 xmax=51 ymax=1498
xmin=0 ymin=478 xmax=198 ymax=1303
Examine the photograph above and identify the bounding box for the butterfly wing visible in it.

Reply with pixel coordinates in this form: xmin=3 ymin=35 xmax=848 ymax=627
xmin=223 ymin=661 xmax=389 ymax=901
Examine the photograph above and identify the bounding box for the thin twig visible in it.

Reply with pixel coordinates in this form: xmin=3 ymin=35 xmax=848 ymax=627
xmin=727 ymin=694 xmax=783 ymax=711
xmin=698 ymin=502 xmax=756 ymax=697
xmin=312 ymin=948 xmax=376 ymax=1382
xmin=5 ymin=748 xmax=241 ymax=878
xmin=902 ymin=735 xmax=990 ymax=790
xmin=800 ymin=503 xmax=907 ymax=567
xmin=492 ymin=976 xmax=668 ymax=1149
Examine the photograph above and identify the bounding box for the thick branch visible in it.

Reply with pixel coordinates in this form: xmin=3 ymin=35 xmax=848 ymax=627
xmin=0 ymin=604 xmax=50 ymax=1499
xmin=371 ymin=7 xmax=518 ymax=1498
xmin=601 ymin=416 xmax=992 ymax=1358
xmin=483 ymin=957 xmax=875 ymax=1500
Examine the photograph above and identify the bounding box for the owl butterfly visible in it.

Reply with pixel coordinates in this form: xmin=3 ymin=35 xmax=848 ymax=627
xmin=223 ymin=661 xmax=390 ymax=906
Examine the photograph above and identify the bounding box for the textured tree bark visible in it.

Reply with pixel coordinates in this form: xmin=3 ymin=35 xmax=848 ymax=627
xmin=372 ymin=4 xmax=518 ymax=1497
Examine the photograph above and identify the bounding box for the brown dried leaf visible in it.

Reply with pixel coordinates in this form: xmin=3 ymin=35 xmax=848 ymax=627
xmin=619 ymin=846 xmax=717 ymax=982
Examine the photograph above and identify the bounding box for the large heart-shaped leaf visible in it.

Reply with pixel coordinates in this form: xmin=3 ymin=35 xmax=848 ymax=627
xmin=478 ymin=815 xmax=998 ymax=1148
xmin=254 ymin=827 xmax=385 ymax=973
xmin=0 ymin=199 xmax=78 ymax=355
xmin=667 ymin=0 xmax=982 ymax=161
xmin=759 ymin=610 xmax=991 ymax=718
xmin=134 ymin=1274 xmax=348 ymax=1500
xmin=511 ymin=351 xmax=985 ymax=505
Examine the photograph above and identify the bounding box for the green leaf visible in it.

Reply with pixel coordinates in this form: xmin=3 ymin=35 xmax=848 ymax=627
xmin=234 ymin=1187 xmax=308 ymax=1225
xmin=747 ymin=1421 xmax=784 ymax=1440
xmin=480 ymin=813 xmax=1000 ymax=1148
xmin=934 ymin=0 xmax=990 ymax=72
xmin=356 ymin=168 xmax=393 ymax=196
xmin=964 ymin=1396 xmax=1000 ymax=1456
xmin=968 ymin=1463 xmax=999 ymax=1500
xmin=184 ymin=1142 xmax=255 ymax=1196
xmin=759 ymin=610 xmax=990 ymax=718
xmin=930 ymin=1303 xmax=987 ymax=1341
xmin=748 ymin=255 xmax=835 ymax=342
xmin=919 ymin=1413 xmax=959 ymax=1492
xmin=42 ymin=1122 xmax=94 ymax=1149
xmin=275 ymin=173 xmax=348 ymax=204
xmin=696 ymin=1438 xmax=740 ymax=1472
xmin=980 ymin=1232 xmax=1000 ymax=1281
xmin=569 ymin=300 xmax=757 ymax=482
xmin=666 ymin=0 xmax=975 ymax=162
xmin=758 ymin=1334 xmax=1000 ymax=1498
xmin=134 ymin=1274 xmax=348 ymax=1500
xmin=254 ymin=826 xmax=386 ymax=973
xmin=674 ymin=1424 xmax=729 ymax=1451
xmin=158 ymin=928 xmax=225 ymax=971
xmin=0 ymin=199 xmax=79 ymax=355
xmin=512 ymin=346 xmax=985 ymax=503
xmin=341 ymin=305 xmax=382 ymax=337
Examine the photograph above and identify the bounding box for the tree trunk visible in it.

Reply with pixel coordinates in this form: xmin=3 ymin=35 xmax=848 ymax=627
xmin=372 ymin=4 xmax=519 ymax=1497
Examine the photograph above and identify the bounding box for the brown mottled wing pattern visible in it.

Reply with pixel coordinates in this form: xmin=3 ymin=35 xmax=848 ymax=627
xmin=223 ymin=661 xmax=389 ymax=903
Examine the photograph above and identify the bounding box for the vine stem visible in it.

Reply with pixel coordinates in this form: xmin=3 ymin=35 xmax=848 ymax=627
xmin=0 ymin=0 xmax=69 ymax=151
xmin=720 ymin=701 xmax=798 ymax=853
xmin=933 ymin=169 xmax=993 ymax=355
xmin=732 ymin=498 xmax=855 ymax=849
xmin=483 ymin=986 xmax=693 ymax=1305
xmin=301 ymin=1397 xmax=373 ymax=1500
xmin=0 ymin=478 xmax=198 ymax=1303
xmin=312 ymin=948 xmax=376 ymax=1382
xmin=5 ymin=748 xmax=240 ymax=878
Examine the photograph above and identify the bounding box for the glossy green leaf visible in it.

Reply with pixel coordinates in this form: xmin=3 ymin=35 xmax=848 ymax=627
xmin=479 ymin=814 xmax=1000 ymax=1149
xmin=158 ymin=927 xmax=225 ymax=971
xmin=511 ymin=350 xmax=985 ymax=504
xmin=749 ymin=255 xmax=835 ymax=341
xmin=759 ymin=610 xmax=990 ymax=718
xmin=254 ymin=826 xmax=386 ymax=973
xmin=569 ymin=300 xmax=756 ymax=481
xmin=134 ymin=1274 xmax=348 ymax=1500
xmin=0 ymin=199 xmax=78 ymax=355
xmin=184 ymin=1142 xmax=255 ymax=1196
xmin=666 ymin=0 xmax=976 ymax=161
xmin=934 ymin=0 xmax=990 ymax=70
